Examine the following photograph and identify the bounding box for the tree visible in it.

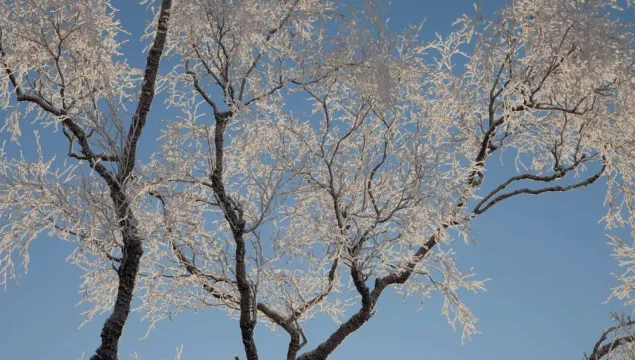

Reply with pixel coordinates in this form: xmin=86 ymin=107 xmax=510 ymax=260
xmin=0 ymin=0 xmax=173 ymax=359
xmin=1 ymin=0 xmax=635 ymax=359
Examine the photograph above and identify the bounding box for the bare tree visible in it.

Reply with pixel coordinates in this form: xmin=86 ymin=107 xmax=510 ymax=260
xmin=1 ymin=1 xmax=635 ymax=360
xmin=0 ymin=0 xmax=173 ymax=359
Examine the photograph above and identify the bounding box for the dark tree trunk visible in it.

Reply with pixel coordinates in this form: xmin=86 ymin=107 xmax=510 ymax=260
xmin=90 ymin=1 xmax=172 ymax=358
xmin=90 ymin=229 xmax=143 ymax=360
xmin=236 ymin=233 xmax=259 ymax=360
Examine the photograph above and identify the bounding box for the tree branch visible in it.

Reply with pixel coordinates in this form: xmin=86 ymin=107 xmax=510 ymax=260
xmin=118 ymin=0 xmax=172 ymax=183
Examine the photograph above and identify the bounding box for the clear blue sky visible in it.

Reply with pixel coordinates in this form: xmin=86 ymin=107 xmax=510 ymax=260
xmin=0 ymin=1 xmax=628 ymax=359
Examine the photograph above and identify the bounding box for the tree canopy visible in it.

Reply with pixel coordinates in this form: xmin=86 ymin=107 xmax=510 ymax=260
xmin=1 ymin=0 xmax=635 ymax=359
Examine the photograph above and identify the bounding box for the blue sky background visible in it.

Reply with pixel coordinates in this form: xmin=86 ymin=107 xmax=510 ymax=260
xmin=0 ymin=0 xmax=629 ymax=359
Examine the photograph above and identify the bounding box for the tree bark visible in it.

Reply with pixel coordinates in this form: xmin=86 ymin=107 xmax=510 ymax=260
xmin=235 ymin=232 xmax=259 ymax=360
xmin=90 ymin=1 xmax=172 ymax=359
xmin=90 ymin=199 xmax=144 ymax=360
xmin=296 ymin=235 xmax=439 ymax=360
xmin=210 ymin=113 xmax=259 ymax=360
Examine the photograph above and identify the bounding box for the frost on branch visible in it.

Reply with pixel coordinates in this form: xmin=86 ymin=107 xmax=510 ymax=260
xmin=0 ymin=0 xmax=141 ymax=138
xmin=1 ymin=0 xmax=635 ymax=359
xmin=0 ymin=0 xmax=174 ymax=358
xmin=145 ymin=0 xmax=635 ymax=356
xmin=103 ymin=0 xmax=635 ymax=354
xmin=132 ymin=0 xmax=488 ymax=345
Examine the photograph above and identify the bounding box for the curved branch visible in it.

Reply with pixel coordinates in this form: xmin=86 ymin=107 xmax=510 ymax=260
xmin=588 ymin=318 xmax=635 ymax=360
xmin=474 ymin=164 xmax=605 ymax=215
xmin=473 ymin=154 xmax=594 ymax=213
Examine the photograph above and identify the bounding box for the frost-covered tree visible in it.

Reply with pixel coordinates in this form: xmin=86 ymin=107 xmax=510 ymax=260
xmin=0 ymin=0 xmax=173 ymax=359
xmin=1 ymin=0 xmax=635 ymax=360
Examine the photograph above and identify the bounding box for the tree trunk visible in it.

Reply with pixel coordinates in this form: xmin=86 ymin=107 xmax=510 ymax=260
xmin=89 ymin=1 xmax=172 ymax=357
xmin=90 ymin=232 xmax=143 ymax=360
